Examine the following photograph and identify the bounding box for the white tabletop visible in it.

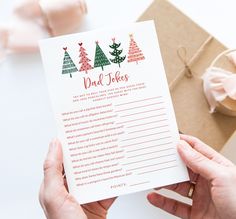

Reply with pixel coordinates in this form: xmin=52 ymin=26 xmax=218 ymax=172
xmin=0 ymin=1 xmax=235 ymax=219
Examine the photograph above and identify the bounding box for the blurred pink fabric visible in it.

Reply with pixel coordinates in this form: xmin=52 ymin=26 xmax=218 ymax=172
xmin=0 ymin=0 xmax=87 ymax=56
xmin=202 ymin=67 xmax=236 ymax=113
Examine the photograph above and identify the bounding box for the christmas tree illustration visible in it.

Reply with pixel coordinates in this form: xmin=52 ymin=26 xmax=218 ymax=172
xmin=62 ymin=47 xmax=78 ymax=78
xmin=109 ymin=38 xmax=126 ymax=67
xmin=94 ymin=41 xmax=110 ymax=71
xmin=78 ymin=42 xmax=93 ymax=73
xmin=127 ymin=34 xmax=145 ymax=64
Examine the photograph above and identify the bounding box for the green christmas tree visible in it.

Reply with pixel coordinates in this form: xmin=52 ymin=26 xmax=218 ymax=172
xmin=109 ymin=38 xmax=126 ymax=67
xmin=94 ymin=41 xmax=110 ymax=71
xmin=62 ymin=47 xmax=78 ymax=78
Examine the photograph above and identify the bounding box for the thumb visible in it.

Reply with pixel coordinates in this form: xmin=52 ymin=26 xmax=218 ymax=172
xmin=178 ymin=140 xmax=219 ymax=181
xmin=43 ymin=139 xmax=64 ymax=187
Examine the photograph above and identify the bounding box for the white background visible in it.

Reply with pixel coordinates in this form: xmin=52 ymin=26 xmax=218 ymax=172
xmin=1 ymin=0 xmax=236 ymax=219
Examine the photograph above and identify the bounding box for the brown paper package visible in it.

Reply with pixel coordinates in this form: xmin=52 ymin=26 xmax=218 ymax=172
xmin=138 ymin=0 xmax=236 ymax=151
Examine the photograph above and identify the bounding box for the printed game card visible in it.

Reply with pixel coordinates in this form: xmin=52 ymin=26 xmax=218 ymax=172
xmin=39 ymin=20 xmax=189 ymax=204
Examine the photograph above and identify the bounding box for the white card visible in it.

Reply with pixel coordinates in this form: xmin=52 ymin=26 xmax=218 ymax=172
xmin=39 ymin=20 xmax=189 ymax=204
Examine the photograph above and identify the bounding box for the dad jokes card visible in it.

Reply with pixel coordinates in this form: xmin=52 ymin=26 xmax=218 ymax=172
xmin=39 ymin=21 xmax=189 ymax=204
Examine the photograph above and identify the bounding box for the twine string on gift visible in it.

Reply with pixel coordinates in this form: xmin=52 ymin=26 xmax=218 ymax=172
xmin=169 ymin=36 xmax=214 ymax=90
xmin=177 ymin=46 xmax=193 ymax=78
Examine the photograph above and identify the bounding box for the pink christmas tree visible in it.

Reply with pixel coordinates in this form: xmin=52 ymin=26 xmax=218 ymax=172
xmin=127 ymin=34 xmax=145 ymax=64
xmin=78 ymin=42 xmax=93 ymax=73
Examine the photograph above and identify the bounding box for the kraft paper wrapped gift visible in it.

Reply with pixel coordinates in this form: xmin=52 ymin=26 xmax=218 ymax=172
xmin=138 ymin=0 xmax=236 ymax=151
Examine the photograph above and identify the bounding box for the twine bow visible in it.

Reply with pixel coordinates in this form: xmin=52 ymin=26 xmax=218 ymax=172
xmin=177 ymin=46 xmax=193 ymax=78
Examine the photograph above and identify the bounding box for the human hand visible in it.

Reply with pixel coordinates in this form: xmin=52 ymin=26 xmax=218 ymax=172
xmin=147 ymin=134 xmax=236 ymax=219
xmin=39 ymin=139 xmax=115 ymax=219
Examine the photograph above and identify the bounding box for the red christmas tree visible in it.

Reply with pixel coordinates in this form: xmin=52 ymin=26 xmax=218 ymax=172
xmin=127 ymin=34 xmax=145 ymax=64
xmin=78 ymin=42 xmax=92 ymax=73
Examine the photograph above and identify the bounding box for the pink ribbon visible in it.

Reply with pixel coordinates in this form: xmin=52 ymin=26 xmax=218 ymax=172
xmin=202 ymin=67 xmax=236 ymax=113
xmin=0 ymin=0 xmax=87 ymax=56
xmin=227 ymin=51 xmax=236 ymax=67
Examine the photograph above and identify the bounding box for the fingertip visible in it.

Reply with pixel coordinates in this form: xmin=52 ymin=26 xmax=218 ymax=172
xmin=179 ymin=134 xmax=190 ymax=141
xmin=44 ymin=138 xmax=63 ymax=172
xmin=147 ymin=192 xmax=152 ymax=199
xmin=48 ymin=138 xmax=62 ymax=155
xmin=180 ymin=134 xmax=192 ymax=140
xmin=179 ymin=139 xmax=192 ymax=148
xmin=147 ymin=192 xmax=165 ymax=208
xmin=147 ymin=192 xmax=154 ymax=203
xmin=177 ymin=140 xmax=196 ymax=166
xmin=177 ymin=140 xmax=191 ymax=155
xmin=177 ymin=140 xmax=183 ymax=150
xmin=179 ymin=133 xmax=185 ymax=138
xmin=50 ymin=138 xmax=61 ymax=148
xmin=147 ymin=192 xmax=158 ymax=203
xmin=43 ymin=140 xmax=64 ymax=185
xmin=49 ymin=138 xmax=58 ymax=151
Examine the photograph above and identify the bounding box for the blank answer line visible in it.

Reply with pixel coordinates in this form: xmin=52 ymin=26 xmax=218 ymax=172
xmin=127 ymin=148 xmax=175 ymax=159
xmin=138 ymin=165 xmax=178 ymax=175
xmin=128 ymin=125 xmax=169 ymax=134
xmin=121 ymin=136 xmax=172 ymax=148
xmin=129 ymin=181 xmax=150 ymax=187
xmin=115 ymin=102 xmax=165 ymax=113
xmin=126 ymin=142 xmax=173 ymax=153
xmin=126 ymin=160 xmax=177 ymax=172
xmin=117 ymin=114 xmax=166 ymax=125
xmin=121 ymin=108 xmax=165 ymax=118
xmin=126 ymin=119 xmax=168 ymax=128
xmin=115 ymin=96 xmax=162 ymax=107
xmin=123 ymin=153 xmax=176 ymax=166
xmin=122 ymin=130 xmax=170 ymax=142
